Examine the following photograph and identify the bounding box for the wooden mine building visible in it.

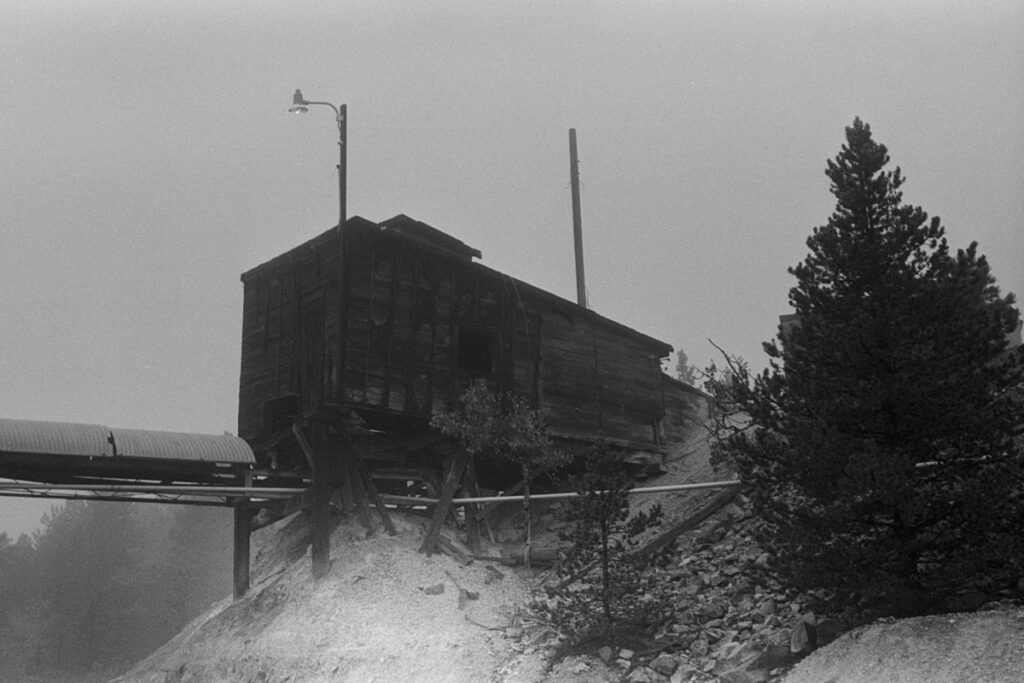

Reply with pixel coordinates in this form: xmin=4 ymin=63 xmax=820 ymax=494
xmin=234 ymin=214 xmax=696 ymax=587
xmin=239 ymin=214 xmax=678 ymax=463
xmin=0 ymin=213 xmax=701 ymax=601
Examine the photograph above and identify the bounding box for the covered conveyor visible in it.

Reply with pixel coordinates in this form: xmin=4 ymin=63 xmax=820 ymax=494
xmin=0 ymin=417 xmax=310 ymax=599
xmin=0 ymin=418 xmax=302 ymax=506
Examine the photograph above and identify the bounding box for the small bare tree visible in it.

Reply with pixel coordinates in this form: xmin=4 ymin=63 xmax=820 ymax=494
xmin=431 ymin=380 xmax=566 ymax=565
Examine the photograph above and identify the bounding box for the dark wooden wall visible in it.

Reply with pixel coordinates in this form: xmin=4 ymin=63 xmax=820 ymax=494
xmin=238 ymin=217 xmax=674 ymax=453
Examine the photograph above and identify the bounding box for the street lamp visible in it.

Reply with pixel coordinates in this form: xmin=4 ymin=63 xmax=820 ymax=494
xmin=290 ymin=89 xmax=346 ymax=226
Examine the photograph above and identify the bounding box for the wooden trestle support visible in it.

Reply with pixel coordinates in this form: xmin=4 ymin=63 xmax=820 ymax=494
xmin=231 ymin=409 xmax=497 ymax=599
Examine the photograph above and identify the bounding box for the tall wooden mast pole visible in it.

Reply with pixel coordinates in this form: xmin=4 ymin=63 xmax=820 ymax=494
xmin=569 ymin=129 xmax=587 ymax=309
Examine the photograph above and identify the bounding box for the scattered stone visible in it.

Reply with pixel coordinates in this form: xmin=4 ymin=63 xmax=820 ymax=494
xmin=722 ymin=503 xmax=747 ymax=519
xmin=619 ymin=648 xmax=636 ymax=660
xmin=626 ymin=667 xmax=655 ymax=682
xmin=525 ymin=627 xmax=556 ymax=647
xmin=702 ymin=602 xmax=727 ymax=620
xmin=597 ymin=645 xmax=614 ymax=663
xmin=421 ymin=583 xmax=444 ymax=595
xmin=789 ymin=619 xmax=817 ymax=655
xmin=751 ymin=642 xmax=795 ymax=671
xmin=670 ymin=664 xmax=697 ymax=683
xmin=717 ymin=667 xmax=768 ymax=683
xmin=690 ymin=637 xmax=710 ymax=658
xmin=483 ymin=565 xmax=505 ymax=584
xmin=650 ymin=654 xmax=678 ymax=676
xmin=814 ymin=618 xmax=846 ymax=647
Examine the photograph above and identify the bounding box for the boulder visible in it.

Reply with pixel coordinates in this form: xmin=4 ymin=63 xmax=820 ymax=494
xmin=789 ymin=619 xmax=817 ymax=655
xmin=649 ymin=654 xmax=679 ymax=676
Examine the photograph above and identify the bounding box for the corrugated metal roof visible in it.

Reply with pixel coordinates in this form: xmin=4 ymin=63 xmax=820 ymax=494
xmin=110 ymin=428 xmax=254 ymax=463
xmin=0 ymin=419 xmax=113 ymax=457
xmin=0 ymin=419 xmax=254 ymax=464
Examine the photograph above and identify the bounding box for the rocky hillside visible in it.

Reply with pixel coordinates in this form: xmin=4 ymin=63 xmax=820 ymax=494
xmin=113 ymin=510 xmax=545 ymax=683
xmin=112 ymin=431 xmax=1024 ymax=682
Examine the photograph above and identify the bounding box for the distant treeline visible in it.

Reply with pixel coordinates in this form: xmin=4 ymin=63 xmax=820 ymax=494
xmin=0 ymin=500 xmax=233 ymax=680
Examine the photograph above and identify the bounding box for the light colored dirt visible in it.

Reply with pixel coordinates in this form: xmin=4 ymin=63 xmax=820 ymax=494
xmin=114 ymin=511 xmax=558 ymax=683
xmin=782 ymin=608 xmax=1024 ymax=683
xmin=113 ymin=422 xmax=1024 ymax=683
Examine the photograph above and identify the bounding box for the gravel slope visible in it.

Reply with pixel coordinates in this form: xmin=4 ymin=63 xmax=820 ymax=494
xmin=782 ymin=608 xmax=1024 ymax=683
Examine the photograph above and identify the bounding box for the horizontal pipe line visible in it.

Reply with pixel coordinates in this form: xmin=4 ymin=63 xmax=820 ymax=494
xmin=0 ymin=490 xmax=236 ymax=507
xmin=380 ymin=479 xmax=741 ymax=506
xmin=0 ymin=482 xmax=305 ymax=497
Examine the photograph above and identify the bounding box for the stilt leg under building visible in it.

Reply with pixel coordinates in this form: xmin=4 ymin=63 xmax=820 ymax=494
xmin=233 ymin=503 xmax=252 ymax=599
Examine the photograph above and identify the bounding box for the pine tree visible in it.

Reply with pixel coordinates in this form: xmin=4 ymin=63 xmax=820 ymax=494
xmin=715 ymin=118 xmax=1024 ymax=614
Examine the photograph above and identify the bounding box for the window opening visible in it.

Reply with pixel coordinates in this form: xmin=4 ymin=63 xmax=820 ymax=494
xmin=457 ymin=327 xmax=496 ymax=376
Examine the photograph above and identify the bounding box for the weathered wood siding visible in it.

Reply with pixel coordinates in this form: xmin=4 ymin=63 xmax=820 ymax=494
xmin=238 ymin=217 xmax=672 ymax=452
xmin=238 ymin=229 xmax=343 ymax=440
xmin=339 ymin=222 xmax=540 ymax=418
xmin=661 ymin=374 xmax=712 ymax=443
xmin=538 ymin=308 xmax=667 ymax=447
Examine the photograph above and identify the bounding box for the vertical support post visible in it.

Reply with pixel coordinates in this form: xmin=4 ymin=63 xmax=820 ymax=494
xmin=419 ymin=447 xmax=471 ymax=556
xmin=233 ymin=505 xmax=251 ymax=599
xmin=311 ymin=426 xmax=333 ymax=579
xmin=338 ymin=103 xmax=347 ymax=227
xmin=463 ymin=457 xmax=482 ymax=554
xmin=344 ymin=446 xmax=373 ymax=533
xmin=361 ymin=468 xmax=397 ymax=535
xmin=232 ymin=469 xmax=253 ymax=600
xmin=569 ymin=128 xmax=587 ymax=309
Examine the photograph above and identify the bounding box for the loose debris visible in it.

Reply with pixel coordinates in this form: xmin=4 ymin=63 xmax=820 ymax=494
xmin=514 ymin=494 xmax=855 ymax=683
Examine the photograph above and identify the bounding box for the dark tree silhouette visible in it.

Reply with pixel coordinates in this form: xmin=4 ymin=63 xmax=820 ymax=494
xmin=711 ymin=118 xmax=1024 ymax=614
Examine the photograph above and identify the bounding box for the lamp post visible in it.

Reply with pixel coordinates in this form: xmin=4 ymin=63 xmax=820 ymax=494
xmin=290 ymin=89 xmax=346 ymax=226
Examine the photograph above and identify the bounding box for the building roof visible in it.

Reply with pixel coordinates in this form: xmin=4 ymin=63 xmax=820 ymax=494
xmin=379 ymin=213 xmax=481 ymax=261
xmin=240 ymin=215 xmax=673 ymax=357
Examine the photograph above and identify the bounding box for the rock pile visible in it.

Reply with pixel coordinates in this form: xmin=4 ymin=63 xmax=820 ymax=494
xmin=521 ymin=496 xmax=850 ymax=683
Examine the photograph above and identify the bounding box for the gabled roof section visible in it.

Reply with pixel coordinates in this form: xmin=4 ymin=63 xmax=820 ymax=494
xmin=379 ymin=214 xmax=482 ymax=261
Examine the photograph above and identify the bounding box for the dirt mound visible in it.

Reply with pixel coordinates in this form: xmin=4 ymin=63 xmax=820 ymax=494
xmin=781 ymin=608 xmax=1024 ymax=683
xmin=114 ymin=511 xmax=542 ymax=683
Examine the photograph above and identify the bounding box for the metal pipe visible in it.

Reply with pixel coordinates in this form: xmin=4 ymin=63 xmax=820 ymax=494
xmin=0 ymin=490 xmax=234 ymax=507
xmin=380 ymin=479 xmax=741 ymax=506
xmin=0 ymin=482 xmax=305 ymax=497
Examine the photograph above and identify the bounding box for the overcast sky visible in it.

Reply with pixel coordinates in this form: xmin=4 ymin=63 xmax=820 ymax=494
xmin=2 ymin=0 xmax=1021 ymax=536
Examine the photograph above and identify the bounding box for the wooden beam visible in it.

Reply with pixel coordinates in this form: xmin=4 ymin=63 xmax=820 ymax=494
xmin=361 ymin=468 xmax=397 ymax=535
xmin=310 ymin=426 xmax=333 ymax=579
xmin=418 ymin=447 xmax=470 ymax=556
xmin=233 ymin=469 xmax=254 ymax=599
xmin=633 ymin=485 xmax=741 ymax=558
xmin=291 ymin=421 xmax=317 ymax=471
xmin=546 ymin=484 xmax=741 ymax=595
xmin=345 ymin=450 xmax=373 ymax=533
xmin=462 ymin=457 xmax=482 ymax=553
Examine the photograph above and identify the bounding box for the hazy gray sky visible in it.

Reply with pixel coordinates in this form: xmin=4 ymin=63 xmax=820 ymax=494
xmin=2 ymin=0 xmax=1021 ymax=535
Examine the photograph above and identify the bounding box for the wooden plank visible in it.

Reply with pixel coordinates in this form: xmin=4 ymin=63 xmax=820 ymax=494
xmin=310 ymin=429 xmax=333 ymax=579
xmin=547 ymin=485 xmax=740 ymax=595
xmin=463 ymin=457 xmax=482 ymax=553
xmin=361 ymin=468 xmax=397 ymax=535
xmin=419 ymin=447 xmax=470 ymax=556
xmin=291 ymin=422 xmax=316 ymax=470
xmin=344 ymin=449 xmax=373 ymax=533
xmin=635 ymin=485 xmax=741 ymax=558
